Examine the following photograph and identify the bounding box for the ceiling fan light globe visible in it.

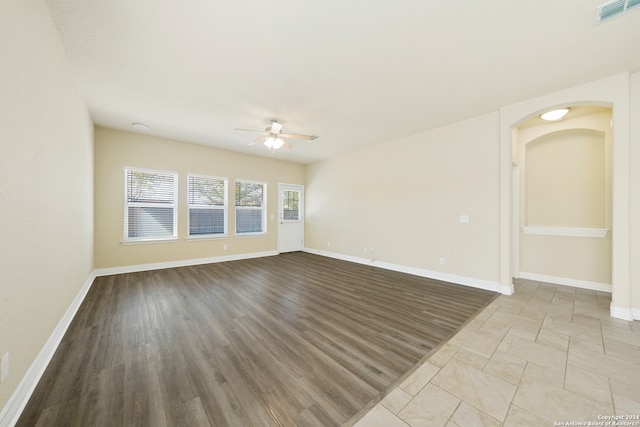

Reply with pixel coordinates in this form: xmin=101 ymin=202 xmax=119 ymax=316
xmin=273 ymin=138 xmax=284 ymax=149
xmin=264 ymin=137 xmax=275 ymax=148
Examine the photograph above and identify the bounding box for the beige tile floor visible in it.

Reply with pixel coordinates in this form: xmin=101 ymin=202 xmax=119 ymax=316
xmin=352 ymin=279 xmax=640 ymax=427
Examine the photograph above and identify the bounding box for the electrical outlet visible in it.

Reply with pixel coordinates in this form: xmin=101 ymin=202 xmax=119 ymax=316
xmin=1 ymin=352 xmax=8 ymax=383
xmin=223 ymin=244 xmax=228 ymax=251
xmin=439 ymin=257 xmax=446 ymax=265
xmin=364 ymin=247 xmax=368 ymax=253
xmin=327 ymin=241 xmax=331 ymax=248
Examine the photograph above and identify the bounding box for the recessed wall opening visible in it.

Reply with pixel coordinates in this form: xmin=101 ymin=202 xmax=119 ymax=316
xmin=512 ymin=105 xmax=613 ymax=291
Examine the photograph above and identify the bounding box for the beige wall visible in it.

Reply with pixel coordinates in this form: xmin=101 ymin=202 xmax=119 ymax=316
xmin=305 ymin=112 xmax=501 ymax=285
xmin=0 ymin=0 xmax=94 ymax=412
xmin=94 ymin=127 xmax=305 ymax=269
xmin=630 ymin=70 xmax=640 ymax=313
xmin=517 ymin=111 xmax=613 ymax=285
xmin=525 ymin=130 xmax=606 ymax=228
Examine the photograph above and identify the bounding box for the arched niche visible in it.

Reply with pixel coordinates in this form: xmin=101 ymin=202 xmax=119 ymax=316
xmin=498 ymin=73 xmax=631 ymax=319
xmin=524 ymin=128 xmax=607 ymax=229
xmin=516 ymin=125 xmax=612 ymax=288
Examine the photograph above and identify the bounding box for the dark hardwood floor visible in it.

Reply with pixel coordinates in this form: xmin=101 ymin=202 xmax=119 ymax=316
xmin=17 ymin=252 xmax=496 ymax=427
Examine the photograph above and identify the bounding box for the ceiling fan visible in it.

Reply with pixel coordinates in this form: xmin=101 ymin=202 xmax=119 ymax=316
xmin=235 ymin=120 xmax=317 ymax=151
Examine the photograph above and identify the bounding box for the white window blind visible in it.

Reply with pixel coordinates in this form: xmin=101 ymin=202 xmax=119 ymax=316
xmin=188 ymin=174 xmax=228 ymax=236
xmin=124 ymin=168 xmax=177 ymax=241
xmin=235 ymin=180 xmax=266 ymax=234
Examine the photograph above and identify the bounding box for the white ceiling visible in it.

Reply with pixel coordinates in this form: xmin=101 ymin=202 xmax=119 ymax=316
xmin=46 ymin=0 xmax=640 ymax=164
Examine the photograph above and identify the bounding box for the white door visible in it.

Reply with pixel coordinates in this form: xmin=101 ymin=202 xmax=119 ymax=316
xmin=278 ymin=183 xmax=304 ymax=253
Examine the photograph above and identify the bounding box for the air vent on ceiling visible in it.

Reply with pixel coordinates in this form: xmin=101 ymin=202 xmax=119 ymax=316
xmin=597 ymin=0 xmax=640 ymax=23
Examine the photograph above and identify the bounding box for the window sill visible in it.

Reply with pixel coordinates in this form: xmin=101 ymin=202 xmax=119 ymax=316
xmin=234 ymin=233 xmax=269 ymax=239
xmin=185 ymin=235 xmax=228 ymax=241
xmin=522 ymin=226 xmax=609 ymax=238
xmin=121 ymin=238 xmax=179 ymax=245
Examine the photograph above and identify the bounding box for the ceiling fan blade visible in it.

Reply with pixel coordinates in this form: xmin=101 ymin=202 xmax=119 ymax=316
xmin=281 ymin=138 xmax=293 ymax=150
xmin=248 ymin=136 xmax=268 ymax=145
xmin=235 ymin=128 xmax=267 ymax=135
xmin=280 ymin=133 xmax=317 ymax=140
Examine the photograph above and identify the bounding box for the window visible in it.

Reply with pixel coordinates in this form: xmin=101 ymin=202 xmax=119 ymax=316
xmin=235 ymin=180 xmax=267 ymax=234
xmin=282 ymin=189 xmax=300 ymax=221
xmin=188 ymin=174 xmax=228 ymax=237
xmin=124 ymin=168 xmax=177 ymax=241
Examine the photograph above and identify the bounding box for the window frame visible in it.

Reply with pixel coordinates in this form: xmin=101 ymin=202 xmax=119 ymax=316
xmin=234 ymin=179 xmax=268 ymax=236
xmin=187 ymin=173 xmax=229 ymax=239
xmin=123 ymin=167 xmax=178 ymax=243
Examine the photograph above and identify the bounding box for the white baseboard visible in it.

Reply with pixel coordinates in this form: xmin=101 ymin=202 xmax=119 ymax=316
xmin=304 ymin=248 xmax=509 ymax=294
xmin=0 ymin=271 xmax=97 ymax=427
xmin=93 ymin=250 xmax=279 ymax=277
xmin=519 ymin=271 xmax=612 ymax=293
xmin=609 ymin=305 xmax=640 ymax=321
